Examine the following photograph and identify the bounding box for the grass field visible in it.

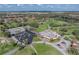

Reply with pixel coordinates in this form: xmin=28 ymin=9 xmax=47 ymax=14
xmin=15 ymin=43 xmax=62 ymax=55
xmin=33 ymin=43 xmax=62 ymax=55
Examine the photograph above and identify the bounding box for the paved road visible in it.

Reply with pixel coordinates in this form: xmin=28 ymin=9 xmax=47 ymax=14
xmin=4 ymin=47 xmax=19 ymax=55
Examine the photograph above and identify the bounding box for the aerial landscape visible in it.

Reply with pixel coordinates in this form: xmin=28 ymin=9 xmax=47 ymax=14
xmin=0 ymin=4 xmax=79 ymax=55
xmin=0 ymin=12 xmax=79 ymax=55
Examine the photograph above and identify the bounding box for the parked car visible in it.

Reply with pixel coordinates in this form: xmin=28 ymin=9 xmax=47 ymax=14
xmin=57 ymin=44 xmax=64 ymax=48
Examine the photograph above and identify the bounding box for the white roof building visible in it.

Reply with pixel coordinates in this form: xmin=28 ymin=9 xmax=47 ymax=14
xmin=39 ymin=29 xmax=60 ymax=40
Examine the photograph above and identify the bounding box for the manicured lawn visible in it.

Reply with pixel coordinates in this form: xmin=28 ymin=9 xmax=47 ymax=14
xmin=33 ymin=43 xmax=62 ymax=55
xmin=15 ymin=45 xmax=34 ymax=55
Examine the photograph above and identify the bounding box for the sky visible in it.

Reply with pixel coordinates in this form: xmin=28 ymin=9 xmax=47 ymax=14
xmin=0 ymin=4 xmax=79 ymax=11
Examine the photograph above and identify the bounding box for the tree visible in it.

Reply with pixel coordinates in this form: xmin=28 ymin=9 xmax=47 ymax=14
xmin=60 ymin=28 xmax=67 ymax=32
xmin=0 ymin=25 xmax=5 ymax=31
xmin=68 ymin=47 xmax=79 ymax=55
xmin=72 ymin=30 xmax=79 ymax=40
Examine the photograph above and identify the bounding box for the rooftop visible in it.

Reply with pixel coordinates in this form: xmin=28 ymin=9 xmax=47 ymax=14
xmin=7 ymin=27 xmax=25 ymax=35
xmin=39 ymin=29 xmax=60 ymax=39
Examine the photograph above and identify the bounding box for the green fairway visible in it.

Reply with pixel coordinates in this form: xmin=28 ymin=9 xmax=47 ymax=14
xmin=33 ymin=43 xmax=62 ymax=55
